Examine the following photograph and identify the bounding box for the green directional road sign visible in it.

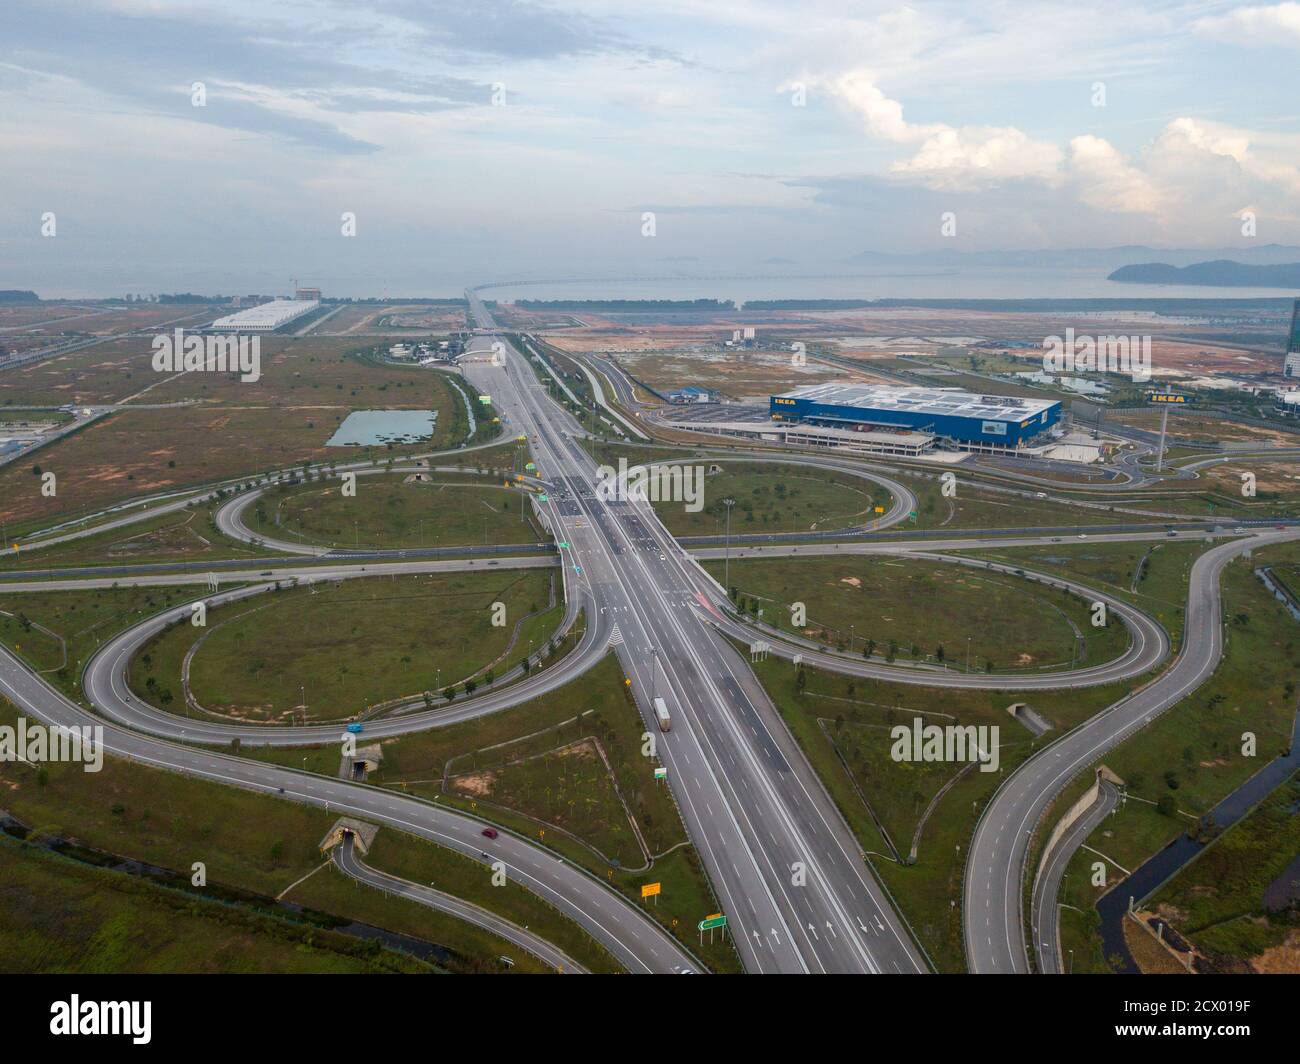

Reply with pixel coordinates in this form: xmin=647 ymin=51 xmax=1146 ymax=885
xmin=558 ymin=541 xmax=569 ymax=549
xmin=537 ymin=494 xmax=549 ymax=502
xmin=698 ymin=914 xmax=727 ymax=931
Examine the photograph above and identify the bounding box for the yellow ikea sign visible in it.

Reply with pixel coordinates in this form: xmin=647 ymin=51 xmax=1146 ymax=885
xmin=1147 ymin=393 xmax=1187 ymax=404
xmin=773 ymin=397 xmax=797 ymax=405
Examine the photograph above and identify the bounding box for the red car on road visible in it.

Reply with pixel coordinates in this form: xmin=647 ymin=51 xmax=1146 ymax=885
xmin=481 ymin=828 xmax=498 ymax=840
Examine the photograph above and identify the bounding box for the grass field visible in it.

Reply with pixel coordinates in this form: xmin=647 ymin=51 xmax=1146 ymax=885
xmin=0 ymin=585 xmax=202 ymax=704
xmin=266 ymin=472 xmax=547 ymax=550
xmin=708 ymin=554 xmax=1128 ymax=673
xmin=0 ymin=837 xmax=434 ymax=974
xmin=745 ymin=650 xmax=1138 ymax=970
xmin=129 ymin=570 xmax=561 ymax=723
xmin=251 ymin=652 xmax=737 ymax=972
xmin=1147 ymin=772 xmax=1300 ymax=971
xmin=0 ymin=339 xmax=468 ymax=532
xmin=905 ymin=473 xmax=1131 ymax=531
xmin=0 ymin=700 xmax=610 ymax=973
xmin=1051 ymin=545 xmax=1300 ymax=972
xmin=0 ymin=498 xmax=283 ymax=572
xmin=650 ymin=461 xmax=888 ymax=536
xmin=964 ymin=537 xmax=1210 ymax=648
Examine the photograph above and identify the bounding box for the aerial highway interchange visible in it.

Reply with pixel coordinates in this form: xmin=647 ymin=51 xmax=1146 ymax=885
xmin=2 ymin=287 xmax=1297 ymax=981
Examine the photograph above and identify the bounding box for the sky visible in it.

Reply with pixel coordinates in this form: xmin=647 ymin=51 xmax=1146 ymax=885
xmin=3 ymin=0 xmax=1300 ymax=296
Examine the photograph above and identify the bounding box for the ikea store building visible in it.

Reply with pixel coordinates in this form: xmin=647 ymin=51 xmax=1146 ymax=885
xmin=769 ymin=383 xmax=1061 ymax=453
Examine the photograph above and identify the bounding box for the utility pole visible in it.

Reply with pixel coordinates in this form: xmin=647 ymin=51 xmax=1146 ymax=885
xmin=1155 ymin=402 xmax=1169 ymax=473
xmin=723 ymin=498 xmax=736 ymax=595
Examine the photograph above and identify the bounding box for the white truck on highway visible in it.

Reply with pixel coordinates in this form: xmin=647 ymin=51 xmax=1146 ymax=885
xmin=653 ymin=697 xmax=671 ymax=733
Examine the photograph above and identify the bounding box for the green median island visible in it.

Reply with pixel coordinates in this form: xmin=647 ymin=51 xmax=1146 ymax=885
xmin=711 ymin=553 xmax=1129 ymax=674
xmin=128 ymin=569 xmax=564 ymax=724
xmin=259 ymin=471 xmax=548 ymax=550
xmin=252 ymin=652 xmax=742 ymax=973
xmin=649 ymin=461 xmax=889 ymax=536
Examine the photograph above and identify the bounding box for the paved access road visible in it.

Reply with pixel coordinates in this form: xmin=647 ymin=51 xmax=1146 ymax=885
xmin=332 ymin=833 xmax=588 ymax=974
xmin=1030 ymin=778 xmax=1120 ymax=974
xmin=0 ymin=644 xmax=697 ymax=973
xmin=964 ymin=528 xmax=1300 ymax=973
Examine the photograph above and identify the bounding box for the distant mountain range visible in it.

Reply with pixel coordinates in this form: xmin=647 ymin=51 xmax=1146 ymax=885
xmin=844 ymin=244 xmax=1300 ymax=270
xmin=1108 ymin=260 xmax=1300 ymax=287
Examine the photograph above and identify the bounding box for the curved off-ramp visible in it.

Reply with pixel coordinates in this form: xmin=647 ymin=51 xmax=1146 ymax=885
xmin=0 ymin=642 xmax=697 ymax=974
xmin=963 ymin=527 xmax=1300 ymax=974
xmin=331 ymin=833 xmax=590 ymax=974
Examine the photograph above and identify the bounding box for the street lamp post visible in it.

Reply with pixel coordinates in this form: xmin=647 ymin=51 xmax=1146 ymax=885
xmin=722 ymin=498 xmax=736 ymax=595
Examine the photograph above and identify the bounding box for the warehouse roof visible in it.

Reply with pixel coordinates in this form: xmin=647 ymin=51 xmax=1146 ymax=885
xmin=773 ymin=382 xmax=1058 ymax=423
xmin=210 ymin=299 xmax=319 ymax=329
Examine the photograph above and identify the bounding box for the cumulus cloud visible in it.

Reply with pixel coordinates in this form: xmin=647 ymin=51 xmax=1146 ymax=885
xmin=1193 ymin=2 xmax=1300 ymax=48
xmin=1067 ymin=135 xmax=1161 ymax=213
xmin=824 ymin=72 xmax=1063 ymax=188
xmin=821 ymin=67 xmax=1300 ymax=226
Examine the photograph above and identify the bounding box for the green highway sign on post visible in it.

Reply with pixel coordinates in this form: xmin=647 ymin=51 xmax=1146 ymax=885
xmin=558 ymin=541 xmax=569 ymax=549
xmin=698 ymin=913 xmax=727 ymax=945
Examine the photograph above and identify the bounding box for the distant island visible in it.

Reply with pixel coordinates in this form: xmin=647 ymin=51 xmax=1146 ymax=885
xmin=1108 ymin=260 xmax=1300 ymax=287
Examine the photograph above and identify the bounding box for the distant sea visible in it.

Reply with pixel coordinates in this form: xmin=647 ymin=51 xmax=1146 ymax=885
xmin=21 ymin=265 xmax=1300 ymax=303
xmin=473 ymin=268 xmax=1300 ymax=305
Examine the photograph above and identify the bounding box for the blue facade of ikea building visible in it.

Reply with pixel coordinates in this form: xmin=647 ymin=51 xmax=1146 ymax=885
xmin=769 ymin=384 xmax=1061 ymax=448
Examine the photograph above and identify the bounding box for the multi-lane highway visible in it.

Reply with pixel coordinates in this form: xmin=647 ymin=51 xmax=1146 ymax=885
xmin=463 ymin=291 xmax=929 ymax=973
xmin=4 ymin=285 xmax=1291 ymax=978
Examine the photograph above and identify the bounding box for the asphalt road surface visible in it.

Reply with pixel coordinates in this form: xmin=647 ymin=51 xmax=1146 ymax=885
xmin=0 ymin=644 xmax=697 ymax=973
xmin=462 ymin=291 xmax=928 ymax=974
xmin=332 ymin=833 xmax=588 ymax=974
xmin=964 ymin=527 xmax=1300 ymax=973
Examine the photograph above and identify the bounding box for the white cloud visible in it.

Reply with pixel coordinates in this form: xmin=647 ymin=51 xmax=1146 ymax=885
xmin=824 ymin=72 xmax=1063 ymax=188
xmin=1068 ymin=135 xmax=1161 ymax=213
xmin=1194 ymin=2 xmax=1300 ymax=48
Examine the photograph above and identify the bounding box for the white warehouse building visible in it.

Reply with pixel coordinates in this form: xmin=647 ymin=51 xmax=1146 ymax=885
xmin=209 ymin=299 xmax=320 ymax=332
